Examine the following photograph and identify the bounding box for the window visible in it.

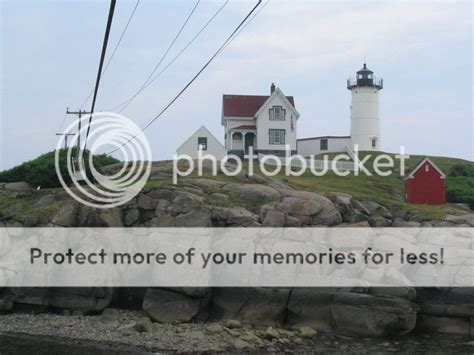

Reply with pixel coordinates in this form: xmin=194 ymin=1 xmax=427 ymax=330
xmin=371 ymin=138 xmax=377 ymax=148
xmin=197 ymin=137 xmax=207 ymax=150
xmin=232 ymin=132 xmax=242 ymax=141
xmin=425 ymin=164 xmax=429 ymax=172
xmin=269 ymin=106 xmax=286 ymax=121
xmin=269 ymin=129 xmax=285 ymax=144
xmin=320 ymin=139 xmax=328 ymax=151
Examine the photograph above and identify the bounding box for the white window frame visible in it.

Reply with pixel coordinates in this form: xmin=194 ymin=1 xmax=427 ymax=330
xmin=269 ymin=129 xmax=285 ymax=145
xmin=269 ymin=106 xmax=286 ymax=121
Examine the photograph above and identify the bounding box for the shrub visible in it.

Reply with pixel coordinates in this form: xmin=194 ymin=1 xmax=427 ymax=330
xmin=0 ymin=150 xmax=119 ymax=188
xmin=446 ymin=164 xmax=474 ymax=209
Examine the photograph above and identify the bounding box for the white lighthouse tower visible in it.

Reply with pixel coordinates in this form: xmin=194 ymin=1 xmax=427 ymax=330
xmin=347 ymin=63 xmax=383 ymax=151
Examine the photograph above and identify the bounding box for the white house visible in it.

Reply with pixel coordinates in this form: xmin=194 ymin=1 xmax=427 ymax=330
xmin=221 ymin=84 xmax=300 ymax=157
xmin=176 ymin=125 xmax=227 ymax=160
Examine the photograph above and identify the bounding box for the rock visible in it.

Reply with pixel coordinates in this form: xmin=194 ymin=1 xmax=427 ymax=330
xmin=416 ymin=314 xmax=471 ymax=336
xmin=369 ymin=287 xmax=417 ymax=301
xmin=226 ymin=207 xmax=259 ymax=227
xmin=124 ymin=208 xmax=140 ymax=226
xmin=299 ymin=326 xmax=317 ymax=338
xmin=264 ymin=327 xmax=279 ymax=340
xmin=189 ymin=178 xmax=227 ymax=190
xmin=102 ymin=308 xmax=120 ymax=325
xmin=312 ymin=205 xmax=342 ymax=226
xmin=393 ymin=209 xmax=409 ymax=220
xmin=262 ymin=207 xmax=285 ymax=227
xmin=135 ymin=316 xmax=154 ymax=333
xmin=226 ymin=319 xmax=243 ymax=329
xmin=175 ymin=208 xmax=211 ymax=227
xmin=4 ymin=181 xmax=32 ymax=191
xmin=143 ymin=289 xmax=200 ymax=323
xmin=211 ymin=288 xmax=290 ymax=326
xmin=368 ymin=216 xmax=391 ymax=227
xmin=445 ymin=214 xmax=474 ymax=227
xmin=279 ymin=196 xmax=323 ymax=217
xmin=206 ymin=323 xmax=224 ymax=334
xmin=49 ymin=288 xmax=113 ymax=311
xmin=233 ymin=339 xmax=253 ymax=350
xmin=361 ymin=200 xmax=392 ymax=219
xmin=35 ymin=194 xmax=56 ymax=206
xmin=52 ymin=203 xmax=78 ymax=226
xmin=223 ymin=184 xmax=280 ymax=202
xmin=97 ymin=207 xmax=123 ymax=226
xmin=286 ymin=289 xmax=418 ymax=337
xmin=284 ymin=214 xmax=301 ymax=227
xmin=169 ymin=194 xmax=198 ymax=215
xmin=392 ymin=219 xmax=420 ymax=227
xmin=147 ymin=189 xmax=176 ymax=201
xmin=137 ymin=194 xmax=156 ymax=210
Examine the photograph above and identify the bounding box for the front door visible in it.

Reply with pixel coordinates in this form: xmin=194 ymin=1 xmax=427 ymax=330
xmin=245 ymin=133 xmax=255 ymax=154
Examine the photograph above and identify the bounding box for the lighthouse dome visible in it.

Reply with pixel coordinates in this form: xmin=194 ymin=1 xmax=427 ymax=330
xmin=357 ymin=63 xmax=373 ymax=74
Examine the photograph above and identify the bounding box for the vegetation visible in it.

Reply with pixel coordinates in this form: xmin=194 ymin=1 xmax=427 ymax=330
xmin=446 ymin=163 xmax=474 ymax=208
xmin=0 ymin=149 xmax=119 ymax=188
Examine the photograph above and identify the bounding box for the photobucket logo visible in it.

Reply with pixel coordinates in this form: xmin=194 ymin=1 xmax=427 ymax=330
xmin=172 ymin=145 xmax=410 ymax=183
xmin=55 ymin=112 xmax=151 ymax=209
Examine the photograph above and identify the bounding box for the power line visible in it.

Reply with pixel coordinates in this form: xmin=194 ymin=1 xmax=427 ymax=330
xmin=83 ymin=0 xmax=117 ymax=153
xmin=111 ymin=0 xmax=201 ymax=113
xmin=79 ymin=0 xmax=140 ymax=109
xmin=109 ymin=0 xmax=229 ymax=113
xmin=108 ymin=0 xmax=262 ymax=154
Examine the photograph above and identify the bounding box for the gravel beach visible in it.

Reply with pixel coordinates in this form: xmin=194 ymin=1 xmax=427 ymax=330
xmin=0 ymin=310 xmax=473 ymax=354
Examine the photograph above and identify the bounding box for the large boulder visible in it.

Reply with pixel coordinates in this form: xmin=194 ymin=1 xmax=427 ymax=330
xmin=4 ymin=182 xmax=32 ymax=191
xmin=210 ymin=287 xmax=290 ymax=327
xmin=287 ymin=289 xmax=418 ymax=337
xmin=143 ymin=288 xmax=201 ymax=323
xmin=223 ymin=184 xmax=280 ymax=202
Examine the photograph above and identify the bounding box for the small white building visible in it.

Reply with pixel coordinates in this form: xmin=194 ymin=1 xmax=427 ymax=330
xmin=176 ymin=125 xmax=226 ymax=160
xmin=222 ymin=84 xmax=300 ymax=157
xmin=297 ymin=136 xmax=351 ymax=157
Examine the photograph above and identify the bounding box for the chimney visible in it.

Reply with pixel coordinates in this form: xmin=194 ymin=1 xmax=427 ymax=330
xmin=270 ymin=83 xmax=275 ymax=94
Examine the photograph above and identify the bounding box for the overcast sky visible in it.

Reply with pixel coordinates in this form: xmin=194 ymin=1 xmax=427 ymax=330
xmin=1 ymin=0 xmax=472 ymax=170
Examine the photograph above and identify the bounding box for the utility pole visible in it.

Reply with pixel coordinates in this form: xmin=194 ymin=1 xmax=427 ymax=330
xmin=55 ymin=133 xmax=75 ymax=150
xmin=66 ymin=108 xmax=91 ymax=157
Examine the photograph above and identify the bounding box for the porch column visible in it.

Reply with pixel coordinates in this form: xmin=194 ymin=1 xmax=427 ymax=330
xmin=230 ymin=130 xmax=233 ymax=150
xmin=243 ymin=132 xmax=246 ymax=154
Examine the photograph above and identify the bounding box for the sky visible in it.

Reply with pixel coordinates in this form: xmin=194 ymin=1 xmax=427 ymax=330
xmin=1 ymin=0 xmax=472 ymax=170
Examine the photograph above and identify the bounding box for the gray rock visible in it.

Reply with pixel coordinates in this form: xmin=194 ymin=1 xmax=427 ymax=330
xmin=206 ymin=323 xmax=224 ymax=334
xmin=416 ymin=314 xmax=471 ymax=336
xmin=124 ymin=208 xmax=140 ymax=226
xmin=35 ymin=194 xmax=56 ymax=206
xmin=4 ymin=181 xmax=32 ymax=191
xmin=143 ymin=289 xmax=200 ymax=323
xmin=169 ymin=194 xmax=198 ymax=215
xmin=137 ymin=194 xmax=156 ymax=210
xmin=444 ymin=214 xmax=474 ymax=227
xmin=264 ymin=326 xmax=279 ymax=340
xmin=287 ymin=289 xmax=418 ymax=337
xmin=135 ymin=316 xmax=154 ymax=333
xmin=361 ymin=200 xmax=392 ymax=219
xmin=299 ymin=326 xmax=317 ymax=338
xmin=211 ymin=288 xmax=290 ymax=327
xmin=279 ymin=196 xmax=323 ymax=216
xmin=147 ymin=189 xmax=176 ymax=201
xmin=392 ymin=219 xmax=420 ymax=227
xmin=175 ymin=209 xmax=211 ymax=227
xmin=226 ymin=319 xmax=243 ymax=329
xmin=226 ymin=207 xmax=259 ymax=227
xmin=312 ymin=205 xmax=342 ymax=226
xmin=223 ymin=184 xmax=280 ymax=202
xmin=52 ymin=203 xmax=78 ymax=226
xmin=233 ymin=339 xmax=252 ymax=350
xmin=284 ymin=214 xmax=301 ymax=227
xmin=369 ymin=216 xmax=391 ymax=227
xmin=262 ymin=207 xmax=285 ymax=227
xmin=102 ymin=308 xmax=120 ymax=325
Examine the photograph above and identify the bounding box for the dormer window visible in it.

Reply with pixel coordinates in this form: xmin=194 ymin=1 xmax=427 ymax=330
xmin=269 ymin=106 xmax=285 ymax=121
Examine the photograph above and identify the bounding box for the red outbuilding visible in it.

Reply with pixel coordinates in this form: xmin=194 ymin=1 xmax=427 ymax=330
xmin=404 ymin=158 xmax=446 ymax=205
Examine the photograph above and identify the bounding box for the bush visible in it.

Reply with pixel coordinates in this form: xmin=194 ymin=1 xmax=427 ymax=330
xmin=446 ymin=164 xmax=474 ymax=209
xmin=0 ymin=150 xmax=119 ymax=188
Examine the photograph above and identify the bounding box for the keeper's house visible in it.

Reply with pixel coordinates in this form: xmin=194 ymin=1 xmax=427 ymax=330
xmin=404 ymin=158 xmax=446 ymax=205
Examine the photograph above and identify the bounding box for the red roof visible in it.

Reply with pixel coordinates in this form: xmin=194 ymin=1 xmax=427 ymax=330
xmin=232 ymin=125 xmax=256 ymax=130
xmin=223 ymin=94 xmax=295 ymax=117
xmin=297 ymin=135 xmax=350 ymax=141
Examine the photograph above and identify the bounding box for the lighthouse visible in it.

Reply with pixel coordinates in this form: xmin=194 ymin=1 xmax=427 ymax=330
xmin=347 ymin=63 xmax=383 ymax=151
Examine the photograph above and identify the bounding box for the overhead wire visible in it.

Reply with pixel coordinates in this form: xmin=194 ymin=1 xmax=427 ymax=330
xmin=111 ymin=0 xmax=201 ymax=113
xmin=107 ymin=0 xmax=263 ymax=154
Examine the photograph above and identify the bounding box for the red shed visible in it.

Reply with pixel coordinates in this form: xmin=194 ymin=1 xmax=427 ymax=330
xmin=404 ymin=158 xmax=446 ymax=205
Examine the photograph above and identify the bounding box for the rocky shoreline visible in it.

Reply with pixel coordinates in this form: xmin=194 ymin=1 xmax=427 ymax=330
xmin=1 ymin=311 xmax=473 ymax=354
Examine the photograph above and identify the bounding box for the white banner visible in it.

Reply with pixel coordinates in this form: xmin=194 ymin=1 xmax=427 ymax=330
xmin=0 ymin=227 xmax=472 ymax=287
